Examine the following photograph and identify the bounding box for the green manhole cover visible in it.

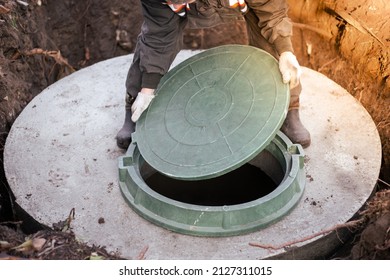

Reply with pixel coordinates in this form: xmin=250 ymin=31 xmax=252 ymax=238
xmin=134 ymin=45 xmax=289 ymax=180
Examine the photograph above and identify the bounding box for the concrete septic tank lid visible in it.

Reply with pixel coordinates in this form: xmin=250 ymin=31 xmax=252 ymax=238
xmin=4 ymin=51 xmax=382 ymax=259
xmin=135 ymin=45 xmax=289 ymax=180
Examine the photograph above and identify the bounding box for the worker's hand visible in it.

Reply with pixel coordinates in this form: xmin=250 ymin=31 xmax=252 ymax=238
xmin=278 ymin=51 xmax=302 ymax=89
xmin=131 ymin=91 xmax=155 ymax=122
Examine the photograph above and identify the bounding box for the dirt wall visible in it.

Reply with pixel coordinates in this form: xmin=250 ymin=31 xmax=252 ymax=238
xmin=287 ymin=0 xmax=389 ymax=182
xmin=0 ymin=0 xmax=389 ymax=260
xmin=289 ymin=0 xmax=389 ymax=89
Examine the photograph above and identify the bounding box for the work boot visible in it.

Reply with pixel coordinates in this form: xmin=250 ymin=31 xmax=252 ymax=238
xmin=280 ymin=109 xmax=311 ymax=148
xmin=116 ymin=109 xmax=135 ymax=150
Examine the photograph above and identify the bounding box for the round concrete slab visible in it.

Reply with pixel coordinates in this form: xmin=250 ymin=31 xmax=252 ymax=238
xmin=4 ymin=51 xmax=381 ymax=259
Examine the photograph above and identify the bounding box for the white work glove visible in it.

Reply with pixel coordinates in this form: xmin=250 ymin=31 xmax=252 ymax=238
xmin=131 ymin=92 xmax=155 ymax=122
xmin=278 ymin=51 xmax=302 ymax=88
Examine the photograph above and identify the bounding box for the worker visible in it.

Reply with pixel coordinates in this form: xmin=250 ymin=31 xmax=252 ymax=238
xmin=116 ymin=0 xmax=311 ymax=150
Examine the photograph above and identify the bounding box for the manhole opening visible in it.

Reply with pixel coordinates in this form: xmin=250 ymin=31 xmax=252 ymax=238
xmin=140 ymin=150 xmax=285 ymax=206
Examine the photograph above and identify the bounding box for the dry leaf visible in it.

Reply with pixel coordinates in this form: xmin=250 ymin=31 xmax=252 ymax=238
xmin=0 ymin=241 xmax=12 ymax=249
xmin=0 ymin=5 xmax=11 ymax=14
xmin=16 ymin=1 xmax=29 ymax=7
xmin=32 ymin=238 xmax=47 ymax=251
xmin=12 ymin=239 xmax=33 ymax=252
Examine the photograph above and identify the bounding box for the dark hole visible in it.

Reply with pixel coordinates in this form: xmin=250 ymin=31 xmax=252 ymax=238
xmin=145 ymin=163 xmax=277 ymax=206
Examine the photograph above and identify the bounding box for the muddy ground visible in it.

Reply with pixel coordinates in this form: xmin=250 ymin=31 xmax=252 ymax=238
xmin=0 ymin=0 xmax=389 ymax=259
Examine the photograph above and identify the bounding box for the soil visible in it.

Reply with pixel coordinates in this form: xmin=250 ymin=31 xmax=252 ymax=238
xmin=0 ymin=0 xmax=389 ymax=260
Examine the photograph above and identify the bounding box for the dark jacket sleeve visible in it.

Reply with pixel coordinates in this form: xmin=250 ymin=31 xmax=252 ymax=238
xmin=137 ymin=0 xmax=187 ymax=89
xmin=245 ymin=0 xmax=294 ymax=54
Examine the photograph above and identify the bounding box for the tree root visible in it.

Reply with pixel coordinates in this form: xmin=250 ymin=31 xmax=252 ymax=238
xmin=19 ymin=48 xmax=75 ymax=73
xmin=249 ymin=219 xmax=364 ymax=251
xmin=136 ymin=245 xmax=149 ymax=260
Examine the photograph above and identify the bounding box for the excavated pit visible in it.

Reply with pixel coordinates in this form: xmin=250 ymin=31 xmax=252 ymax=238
xmin=4 ymin=51 xmax=382 ymax=259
